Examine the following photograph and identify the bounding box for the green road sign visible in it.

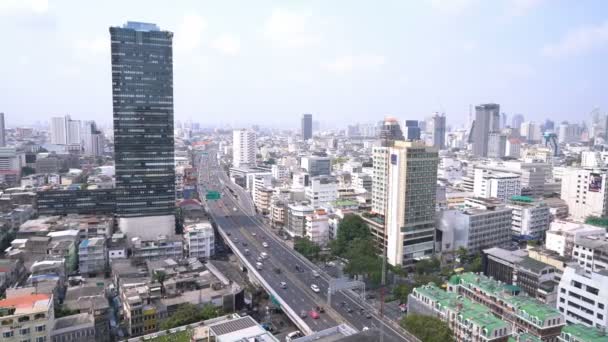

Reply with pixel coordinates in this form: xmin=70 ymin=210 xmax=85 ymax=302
xmin=205 ymin=191 xmax=221 ymax=200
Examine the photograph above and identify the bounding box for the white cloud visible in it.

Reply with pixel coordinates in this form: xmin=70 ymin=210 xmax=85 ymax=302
xmin=211 ymin=34 xmax=241 ymax=56
xmin=428 ymin=0 xmax=476 ymax=15
xmin=175 ymin=13 xmax=207 ymax=54
xmin=323 ymin=55 xmax=386 ymax=74
xmin=507 ymin=0 xmax=545 ymax=16
xmin=542 ymin=21 xmax=608 ymax=58
xmin=263 ymin=9 xmax=320 ymax=48
xmin=0 ymin=0 xmax=48 ymax=14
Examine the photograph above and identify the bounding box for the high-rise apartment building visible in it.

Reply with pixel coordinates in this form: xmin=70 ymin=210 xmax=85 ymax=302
xmin=301 ymin=113 xmax=313 ymax=140
xmin=50 ymin=115 xmax=81 ymax=146
xmin=110 ymin=21 xmax=176 ymax=239
xmin=430 ymin=112 xmax=446 ymax=149
xmin=0 ymin=112 xmax=5 ymax=147
xmin=386 ymin=141 xmax=438 ymax=267
xmin=560 ymin=168 xmax=608 ymax=221
xmin=232 ymin=129 xmax=257 ymax=168
xmin=82 ymin=121 xmax=104 ymax=156
xmin=472 ymin=103 xmax=500 ymax=157
xmin=67 ymin=119 xmax=81 ymax=145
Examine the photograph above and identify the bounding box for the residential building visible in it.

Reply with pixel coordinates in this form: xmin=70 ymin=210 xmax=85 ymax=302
xmin=557 ymin=266 xmax=608 ymax=329
xmin=472 ymin=103 xmax=500 ymax=157
xmin=448 ymin=272 xmax=565 ymax=341
xmin=305 ymin=175 xmax=338 ymax=208
xmin=232 ymin=129 xmax=256 ymax=168
xmin=301 ymin=155 xmax=331 ymax=177
xmin=305 ymin=209 xmax=329 ymax=245
xmin=286 ymin=203 xmax=314 ymax=237
xmin=81 ymin=121 xmax=104 ymax=156
xmin=372 ymin=146 xmax=389 ymax=215
xmin=521 ymin=121 xmax=542 ymax=143
xmin=560 ymin=168 xmax=608 ymax=221
xmin=0 ymin=293 xmax=54 ymax=342
xmin=302 ymin=113 xmax=313 ymax=140
xmin=270 ymin=199 xmax=287 ymax=228
xmin=407 ymin=283 xmax=511 ymax=342
xmin=254 ymin=187 xmax=273 ymax=215
xmin=437 ymin=198 xmax=512 ymax=255
xmin=546 ymin=221 xmax=606 ymax=257
xmin=51 ymin=313 xmax=96 ymax=342
xmin=558 ymin=324 xmax=608 ymax=342
xmin=386 ymin=140 xmax=438 ymax=267
xmin=78 ymin=237 xmax=107 ymax=276
xmin=572 ymin=235 xmax=608 ymax=273
xmin=271 ymin=164 xmax=289 ymax=181
xmin=506 ymin=138 xmax=522 ymax=158
xmin=184 ymin=222 xmax=215 ymax=259
xmin=50 ymin=116 xmax=68 ymax=145
xmin=130 ymin=235 xmax=183 ymax=262
xmin=473 ymin=168 xmax=521 ymax=201
xmin=507 ymin=196 xmax=551 ymax=240
xmin=110 ymin=21 xmax=176 ymax=239
xmin=0 ymin=147 xmax=21 ymax=186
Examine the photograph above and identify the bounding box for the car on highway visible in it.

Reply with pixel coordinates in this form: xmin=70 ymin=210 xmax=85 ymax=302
xmin=310 ymin=284 xmax=320 ymax=293
xmin=256 ymin=262 xmax=263 ymax=270
xmin=280 ymin=282 xmax=287 ymax=289
xmin=365 ymin=312 xmax=372 ymax=319
xmin=262 ymin=242 xmax=269 ymax=248
xmin=299 ymin=310 xmax=307 ymax=318
xmin=260 ymin=252 xmax=268 ymax=259
xmin=312 ymin=270 xmax=320 ymax=278
xmin=232 ymin=237 xmax=238 ymax=243
xmin=251 ymin=232 xmax=256 ymax=237
xmin=244 ymin=249 xmax=250 ymax=255
xmin=309 ymin=310 xmax=320 ymax=319
xmin=286 ymin=331 xmax=303 ymax=342
xmin=362 ymin=327 xmax=369 ymax=331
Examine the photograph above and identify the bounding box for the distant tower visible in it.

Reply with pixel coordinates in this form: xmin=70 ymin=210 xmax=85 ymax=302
xmin=301 ymin=114 xmax=313 ymax=140
xmin=472 ymin=104 xmax=500 ymax=157
xmin=404 ymin=120 xmax=421 ymax=141
xmin=233 ymin=129 xmax=257 ymax=168
xmin=0 ymin=113 xmax=5 ymax=147
xmin=378 ymin=117 xmax=404 ymax=147
xmin=511 ymin=114 xmax=525 ymax=130
xmin=431 ymin=112 xmax=446 ymax=149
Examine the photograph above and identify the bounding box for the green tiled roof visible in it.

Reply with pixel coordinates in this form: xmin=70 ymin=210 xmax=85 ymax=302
xmin=451 ymin=273 xmax=562 ymax=323
xmin=561 ymin=324 xmax=608 ymax=342
xmin=414 ymin=284 xmax=509 ymax=338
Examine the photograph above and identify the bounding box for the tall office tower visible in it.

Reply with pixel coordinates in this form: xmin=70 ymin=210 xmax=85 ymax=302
xmin=301 ymin=113 xmax=313 ymax=140
xmin=520 ymin=121 xmax=541 ymax=143
xmin=404 ymin=120 xmax=421 ymax=140
xmin=50 ymin=116 xmax=68 ymax=145
xmin=301 ymin=155 xmax=331 ymax=177
xmin=511 ymin=114 xmax=524 ymax=130
xmin=82 ymin=121 xmax=104 ymax=156
xmin=110 ymin=21 xmax=176 ymax=239
xmin=386 ymin=141 xmax=438 ymax=267
xmin=232 ymin=129 xmax=257 ymax=168
xmin=67 ymin=119 xmax=81 ymax=145
xmin=472 ymin=103 xmax=500 ymax=157
xmin=0 ymin=113 xmax=5 ymax=147
xmin=500 ymin=112 xmax=507 ymax=129
xmin=430 ymin=112 xmax=446 ymax=149
xmin=543 ymin=119 xmax=555 ymax=132
xmin=378 ymin=117 xmax=404 ymax=146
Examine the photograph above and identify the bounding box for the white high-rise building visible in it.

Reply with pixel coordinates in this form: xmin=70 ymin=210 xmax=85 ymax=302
xmin=50 ymin=116 xmax=68 ymax=145
xmin=473 ymin=168 xmax=521 ymax=201
xmin=506 ymin=196 xmax=551 ymax=240
xmin=232 ymin=129 xmax=256 ymax=168
xmin=560 ymin=168 xmax=608 ymax=221
xmin=372 ymin=146 xmax=389 ymax=214
xmin=520 ymin=121 xmax=541 ymax=143
xmin=82 ymin=121 xmax=104 ymax=156
xmin=558 ymin=266 xmax=608 ymax=328
xmin=305 ymin=176 xmax=338 ymax=208
xmin=184 ymin=222 xmax=215 ymax=259
xmin=67 ymin=119 xmax=81 ymax=145
xmin=305 ymin=209 xmax=330 ymax=245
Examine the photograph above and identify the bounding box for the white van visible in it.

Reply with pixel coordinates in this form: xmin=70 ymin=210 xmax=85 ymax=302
xmin=256 ymin=262 xmax=263 ymax=270
xmin=286 ymin=331 xmax=303 ymax=341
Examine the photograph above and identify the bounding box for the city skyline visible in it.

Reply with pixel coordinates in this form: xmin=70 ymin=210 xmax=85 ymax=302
xmin=2 ymin=0 xmax=608 ymax=128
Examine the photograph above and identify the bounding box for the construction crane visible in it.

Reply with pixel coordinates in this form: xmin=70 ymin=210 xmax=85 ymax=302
xmin=544 ymin=132 xmax=559 ymax=156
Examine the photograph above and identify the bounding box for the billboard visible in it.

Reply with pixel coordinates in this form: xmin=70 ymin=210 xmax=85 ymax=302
xmin=589 ymin=173 xmax=603 ymax=192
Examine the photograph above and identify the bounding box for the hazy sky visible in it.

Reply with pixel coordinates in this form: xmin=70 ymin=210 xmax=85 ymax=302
xmin=1 ymin=0 xmax=607 ymax=129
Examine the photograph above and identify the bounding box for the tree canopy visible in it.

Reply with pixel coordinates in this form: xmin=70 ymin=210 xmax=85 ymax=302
xmin=160 ymin=303 xmax=222 ymax=330
xmin=294 ymin=237 xmax=321 ymax=261
xmin=342 ymin=237 xmax=383 ymax=285
xmin=401 ymin=314 xmax=454 ymax=342
xmin=331 ymin=214 xmax=371 ymax=256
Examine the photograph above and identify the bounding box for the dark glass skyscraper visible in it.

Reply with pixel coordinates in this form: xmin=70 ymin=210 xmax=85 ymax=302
xmin=109 ymin=22 xmax=175 ymax=222
xmin=301 ymin=113 xmax=313 ymax=140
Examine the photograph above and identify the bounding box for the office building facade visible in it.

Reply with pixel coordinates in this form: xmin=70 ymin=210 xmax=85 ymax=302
xmin=386 ymin=141 xmax=438 ymax=267
xmin=110 ymin=22 xmax=176 ymax=238
xmin=301 ymin=113 xmax=313 ymax=140
xmin=472 ymin=103 xmax=500 ymax=157
xmin=430 ymin=112 xmax=446 ymax=149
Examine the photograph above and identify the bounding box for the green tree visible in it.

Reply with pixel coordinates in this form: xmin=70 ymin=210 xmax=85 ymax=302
xmin=343 ymin=237 xmax=383 ymax=284
xmin=401 ymin=314 xmax=454 ymax=342
xmin=153 ymin=270 xmax=167 ymax=295
xmin=456 ymin=246 xmax=468 ymax=262
xmin=332 ymin=214 xmax=370 ymax=256
xmin=294 ymin=237 xmax=321 ymax=261
xmin=414 ymin=257 xmax=440 ymax=275
xmin=392 ymin=284 xmax=413 ymax=304
xmin=160 ymin=303 xmax=222 ymax=330
xmin=466 ymin=254 xmax=482 ymax=273
xmin=21 ymin=166 xmax=36 ymax=176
